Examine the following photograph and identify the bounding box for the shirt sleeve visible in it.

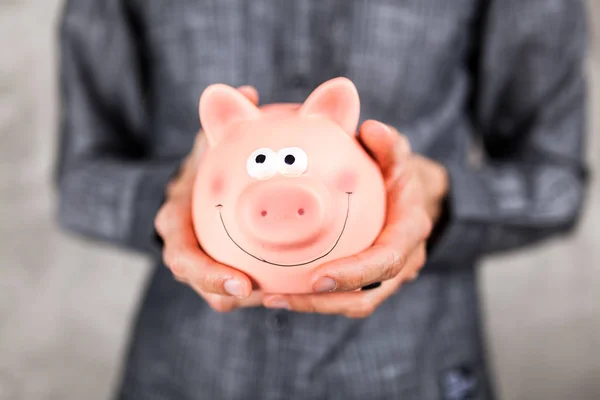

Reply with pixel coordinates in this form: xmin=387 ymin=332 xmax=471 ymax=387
xmin=55 ymin=0 xmax=182 ymax=257
xmin=427 ymin=0 xmax=590 ymax=266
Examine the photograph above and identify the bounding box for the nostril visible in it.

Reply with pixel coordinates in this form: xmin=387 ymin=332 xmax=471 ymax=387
xmin=297 ymin=208 xmax=305 ymax=216
xmin=261 ymin=210 xmax=268 ymax=217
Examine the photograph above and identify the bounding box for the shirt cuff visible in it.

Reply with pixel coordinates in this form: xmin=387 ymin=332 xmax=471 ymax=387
xmin=128 ymin=160 xmax=183 ymax=258
xmin=426 ymin=162 xmax=489 ymax=268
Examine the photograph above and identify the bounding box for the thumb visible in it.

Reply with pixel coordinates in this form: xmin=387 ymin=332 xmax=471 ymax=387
xmin=358 ymin=120 xmax=410 ymax=173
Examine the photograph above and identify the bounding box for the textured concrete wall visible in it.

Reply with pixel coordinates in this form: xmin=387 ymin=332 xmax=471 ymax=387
xmin=0 ymin=2 xmax=598 ymax=399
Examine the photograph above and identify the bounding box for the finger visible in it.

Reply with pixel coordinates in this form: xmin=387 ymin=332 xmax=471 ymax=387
xmin=155 ymin=201 xmax=253 ymax=298
xmin=203 ymin=290 xmax=265 ymax=313
xmin=264 ymin=291 xmax=359 ymax=314
xmin=155 ymin=201 xmax=196 ymax=249
xmin=237 ymin=85 xmax=260 ymax=105
xmin=309 ymin=206 xmax=431 ymax=292
xmin=264 ymin=274 xmax=401 ymax=318
xmin=358 ymin=120 xmax=411 ymax=174
xmin=397 ymin=243 xmax=427 ymax=283
xmin=166 ymin=245 xmax=253 ymax=298
xmin=264 ymin=246 xmax=426 ymax=317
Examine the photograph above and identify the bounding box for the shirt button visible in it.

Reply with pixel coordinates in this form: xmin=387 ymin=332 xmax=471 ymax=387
xmin=266 ymin=311 xmax=289 ymax=332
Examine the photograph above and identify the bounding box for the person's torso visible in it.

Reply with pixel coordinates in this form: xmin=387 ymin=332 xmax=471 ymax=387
xmin=131 ymin=0 xmax=481 ymax=164
xmin=117 ymin=2 xmax=494 ymax=399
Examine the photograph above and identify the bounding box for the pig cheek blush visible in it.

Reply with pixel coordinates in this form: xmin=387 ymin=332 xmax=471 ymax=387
xmin=334 ymin=169 xmax=358 ymax=194
xmin=210 ymin=174 xmax=225 ymax=198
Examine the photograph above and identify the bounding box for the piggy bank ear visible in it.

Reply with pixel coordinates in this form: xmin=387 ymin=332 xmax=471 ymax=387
xmin=299 ymin=77 xmax=360 ymax=136
xmin=199 ymin=84 xmax=261 ymax=145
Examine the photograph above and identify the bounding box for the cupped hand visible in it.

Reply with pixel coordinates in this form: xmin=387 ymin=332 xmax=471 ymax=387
xmin=262 ymin=121 xmax=449 ymax=318
xmin=154 ymin=85 xmax=264 ymax=312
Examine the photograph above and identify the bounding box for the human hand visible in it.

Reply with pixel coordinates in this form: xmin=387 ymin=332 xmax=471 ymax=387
xmin=155 ymin=85 xmax=265 ymax=312
xmin=262 ymin=121 xmax=449 ymax=318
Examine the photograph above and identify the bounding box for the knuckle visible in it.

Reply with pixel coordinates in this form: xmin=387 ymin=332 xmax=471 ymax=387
xmin=397 ymin=134 xmax=411 ymax=153
xmin=385 ymin=248 xmax=406 ymax=278
xmin=409 ymin=271 xmax=420 ymax=281
xmin=164 ymin=246 xmax=191 ymax=277
xmin=155 ymin=202 xmax=181 ymax=237
xmin=356 ymin=264 xmax=372 ymax=288
xmin=162 ymin=246 xmax=176 ymax=268
xmin=302 ymin=299 xmax=318 ymax=314
xmin=356 ymin=298 xmax=375 ymax=318
xmin=154 ymin=207 xmax=168 ymax=234
xmin=199 ymin=273 xmax=224 ymax=294
xmin=172 ymin=273 xmax=188 ymax=284
xmin=387 ymin=165 xmax=406 ymax=185
xmin=160 ymin=200 xmax=176 ymax=217
xmin=346 ymin=311 xmax=364 ymax=319
xmin=419 ymin=208 xmax=434 ymax=238
xmin=332 ymin=255 xmax=364 ymax=290
xmin=170 ymin=259 xmax=186 ymax=277
xmin=351 ymin=308 xmax=373 ymax=319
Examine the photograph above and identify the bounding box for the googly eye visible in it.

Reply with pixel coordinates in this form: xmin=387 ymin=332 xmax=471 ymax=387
xmin=277 ymin=147 xmax=308 ymax=176
xmin=247 ymin=148 xmax=278 ymax=180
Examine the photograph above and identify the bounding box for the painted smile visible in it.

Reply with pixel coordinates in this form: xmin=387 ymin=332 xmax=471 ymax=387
xmin=216 ymin=192 xmax=352 ymax=267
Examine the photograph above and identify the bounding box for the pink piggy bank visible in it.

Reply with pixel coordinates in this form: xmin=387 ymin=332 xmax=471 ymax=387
xmin=192 ymin=77 xmax=386 ymax=294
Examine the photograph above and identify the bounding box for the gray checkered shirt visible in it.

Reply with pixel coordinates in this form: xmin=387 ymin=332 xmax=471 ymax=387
xmin=56 ymin=0 xmax=589 ymax=399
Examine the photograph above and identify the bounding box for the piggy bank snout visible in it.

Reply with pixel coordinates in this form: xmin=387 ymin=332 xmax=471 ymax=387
xmin=238 ymin=183 xmax=330 ymax=249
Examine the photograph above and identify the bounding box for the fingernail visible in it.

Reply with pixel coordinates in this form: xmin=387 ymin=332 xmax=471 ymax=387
xmin=313 ymin=277 xmax=337 ymax=293
xmin=265 ymin=297 xmax=290 ymax=310
xmin=224 ymin=279 xmax=247 ymax=298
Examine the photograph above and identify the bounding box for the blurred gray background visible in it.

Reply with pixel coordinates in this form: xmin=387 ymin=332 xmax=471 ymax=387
xmin=0 ymin=1 xmax=598 ymax=399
